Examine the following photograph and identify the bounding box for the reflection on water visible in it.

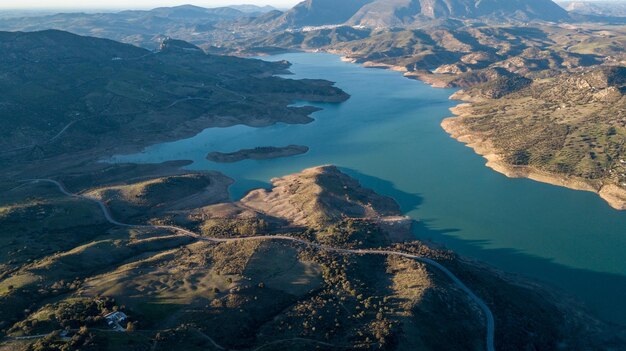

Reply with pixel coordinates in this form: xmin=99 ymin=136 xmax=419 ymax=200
xmin=113 ymin=53 xmax=626 ymax=324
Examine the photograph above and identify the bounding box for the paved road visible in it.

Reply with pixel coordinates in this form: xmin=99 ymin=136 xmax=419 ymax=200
xmin=20 ymin=179 xmax=496 ymax=351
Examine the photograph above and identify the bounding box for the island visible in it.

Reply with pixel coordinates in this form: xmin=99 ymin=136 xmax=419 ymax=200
xmin=206 ymin=145 xmax=309 ymax=163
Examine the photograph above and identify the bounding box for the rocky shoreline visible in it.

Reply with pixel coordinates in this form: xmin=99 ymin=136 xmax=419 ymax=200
xmin=441 ymin=108 xmax=626 ymax=210
xmin=339 ymin=53 xmax=626 ymax=211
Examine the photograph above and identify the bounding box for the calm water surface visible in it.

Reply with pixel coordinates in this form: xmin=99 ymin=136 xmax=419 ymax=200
xmin=113 ymin=53 xmax=626 ymax=324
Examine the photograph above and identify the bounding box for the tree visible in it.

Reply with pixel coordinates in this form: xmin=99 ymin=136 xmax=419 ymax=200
xmin=607 ymin=126 xmax=617 ymax=136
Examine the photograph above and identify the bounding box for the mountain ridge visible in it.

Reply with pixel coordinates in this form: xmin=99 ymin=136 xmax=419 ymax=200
xmin=269 ymin=0 xmax=570 ymax=29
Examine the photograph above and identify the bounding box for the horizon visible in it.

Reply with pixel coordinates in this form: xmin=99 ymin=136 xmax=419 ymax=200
xmin=0 ymin=1 xmax=300 ymax=11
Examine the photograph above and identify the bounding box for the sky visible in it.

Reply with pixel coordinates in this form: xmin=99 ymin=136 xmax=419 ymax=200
xmin=0 ymin=0 xmax=300 ymax=10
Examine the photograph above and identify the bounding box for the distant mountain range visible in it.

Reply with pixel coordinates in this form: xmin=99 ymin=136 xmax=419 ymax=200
xmin=268 ymin=0 xmax=570 ymax=28
xmin=270 ymin=0 xmax=375 ymax=27
xmin=0 ymin=4 xmax=277 ymax=49
xmin=557 ymin=1 xmax=626 ymax=17
xmin=2 ymin=0 xmax=621 ymax=52
xmin=228 ymin=4 xmax=279 ymax=13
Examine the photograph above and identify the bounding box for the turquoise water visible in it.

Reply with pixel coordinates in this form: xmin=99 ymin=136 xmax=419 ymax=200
xmin=113 ymin=53 xmax=626 ymax=324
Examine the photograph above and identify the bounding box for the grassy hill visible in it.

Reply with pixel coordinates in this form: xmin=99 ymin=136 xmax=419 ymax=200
xmin=2 ymin=166 xmax=622 ymax=350
xmin=0 ymin=30 xmax=348 ymax=175
xmin=0 ymin=11 xmax=625 ymax=351
xmin=443 ymin=66 xmax=626 ymax=208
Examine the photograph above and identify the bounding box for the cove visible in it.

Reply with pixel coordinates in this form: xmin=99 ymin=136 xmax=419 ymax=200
xmin=112 ymin=52 xmax=626 ymax=325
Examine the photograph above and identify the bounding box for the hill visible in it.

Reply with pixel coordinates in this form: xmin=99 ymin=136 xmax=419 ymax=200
xmin=0 ymin=30 xmax=348 ymax=176
xmin=245 ymin=23 xmax=623 ymax=78
xmin=443 ymin=66 xmax=626 ymax=209
xmin=0 ymin=5 xmax=251 ymax=49
xmin=240 ymin=165 xmax=405 ymax=230
xmin=1 ymin=165 xmax=623 ymax=350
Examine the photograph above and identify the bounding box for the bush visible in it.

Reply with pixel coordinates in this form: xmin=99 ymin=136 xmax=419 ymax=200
xmin=509 ymin=150 xmax=531 ymax=166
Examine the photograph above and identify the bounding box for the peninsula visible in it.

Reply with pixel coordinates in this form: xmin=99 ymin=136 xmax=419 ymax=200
xmin=442 ymin=67 xmax=626 ymax=210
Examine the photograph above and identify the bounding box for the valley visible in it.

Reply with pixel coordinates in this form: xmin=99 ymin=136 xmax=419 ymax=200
xmin=1 ymin=0 xmax=626 ymax=350
xmin=230 ymin=21 xmax=626 ymax=208
xmin=115 ymin=51 xmax=626 ymax=328
xmin=2 ymin=163 xmax=623 ymax=350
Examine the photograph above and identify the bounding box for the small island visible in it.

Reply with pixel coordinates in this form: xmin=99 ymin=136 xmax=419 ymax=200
xmin=206 ymin=145 xmax=309 ymax=163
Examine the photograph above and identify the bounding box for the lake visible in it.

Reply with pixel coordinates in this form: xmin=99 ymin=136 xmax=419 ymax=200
xmin=113 ymin=52 xmax=626 ymax=325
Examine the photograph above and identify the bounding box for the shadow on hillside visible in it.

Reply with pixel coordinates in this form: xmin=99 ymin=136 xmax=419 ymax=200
xmin=340 ymin=167 xmax=424 ymax=213
xmin=425 ymin=228 xmax=626 ymax=327
xmin=229 ymin=177 xmax=273 ymax=201
xmin=341 ymin=167 xmax=626 ymax=327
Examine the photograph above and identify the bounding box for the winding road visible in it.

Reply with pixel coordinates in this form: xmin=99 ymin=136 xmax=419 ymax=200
xmin=163 ymin=96 xmax=214 ymax=109
xmin=20 ymin=179 xmax=496 ymax=351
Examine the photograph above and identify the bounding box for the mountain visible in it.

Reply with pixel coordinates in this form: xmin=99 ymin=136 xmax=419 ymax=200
xmin=0 ymin=5 xmax=252 ymax=49
xmin=348 ymin=0 xmax=570 ymax=26
xmin=227 ymin=4 xmax=279 ymax=13
xmin=144 ymin=4 xmax=244 ymax=19
xmin=270 ymin=0 xmax=375 ymax=27
xmin=269 ymin=0 xmax=569 ymax=28
xmin=557 ymin=1 xmax=626 ymax=17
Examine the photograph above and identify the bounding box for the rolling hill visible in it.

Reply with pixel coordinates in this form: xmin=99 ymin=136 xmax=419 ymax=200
xmin=2 ymin=165 xmax=623 ymax=350
xmin=0 ymin=5 xmax=254 ymax=49
xmin=0 ymin=30 xmax=348 ymax=173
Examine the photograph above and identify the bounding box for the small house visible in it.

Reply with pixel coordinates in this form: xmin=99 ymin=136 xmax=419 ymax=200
xmin=104 ymin=311 xmax=128 ymax=331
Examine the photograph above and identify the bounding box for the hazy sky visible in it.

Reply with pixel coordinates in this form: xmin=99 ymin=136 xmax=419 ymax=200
xmin=0 ymin=0 xmax=300 ymax=10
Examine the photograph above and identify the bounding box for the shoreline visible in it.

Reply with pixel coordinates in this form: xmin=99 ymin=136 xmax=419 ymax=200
xmin=206 ymin=145 xmax=309 ymax=163
xmin=336 ymin=52 xmax=626 ymax=211
xmin=441 ymin=110 xmax=626 ymax=211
